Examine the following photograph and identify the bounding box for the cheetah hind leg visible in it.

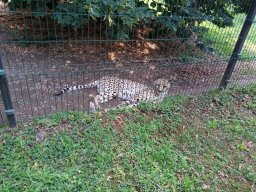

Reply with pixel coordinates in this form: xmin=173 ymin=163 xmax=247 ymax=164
xmin=89 ymin=100 xmax=97 ymax=113
xmin=89 ymin=93 xmax=117 ymax=112
xmin=88 ymin=95 xmax=104 ymax=113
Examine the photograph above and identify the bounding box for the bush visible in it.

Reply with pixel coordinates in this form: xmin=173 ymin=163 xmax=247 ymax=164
xmin=3 ymin=0 xmax=250 ymax=39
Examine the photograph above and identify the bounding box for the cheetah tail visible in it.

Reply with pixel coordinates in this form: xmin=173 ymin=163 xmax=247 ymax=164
xmin=53 ymin=80 xmax=98 ymax=96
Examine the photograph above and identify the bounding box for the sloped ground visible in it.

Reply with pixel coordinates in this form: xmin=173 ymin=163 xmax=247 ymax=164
xmin=0 ymin=85 xmax=255 ymax=191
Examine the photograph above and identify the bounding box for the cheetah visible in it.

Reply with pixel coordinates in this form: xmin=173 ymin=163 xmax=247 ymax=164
xmin=54 ymin=76 xmax=170 ymax=111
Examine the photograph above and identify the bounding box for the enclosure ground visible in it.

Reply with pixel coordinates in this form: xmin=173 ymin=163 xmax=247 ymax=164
xmin=0 ymin=13 xmax=256 ymax=123
xmin=1 ymin=41 xmax=254 ymax=123
xmin=0 ymin=85 xmax=255 ymax=191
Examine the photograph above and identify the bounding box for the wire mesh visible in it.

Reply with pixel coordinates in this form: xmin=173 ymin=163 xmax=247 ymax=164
xmin=0 ymin=0 xmax=255 ymax=124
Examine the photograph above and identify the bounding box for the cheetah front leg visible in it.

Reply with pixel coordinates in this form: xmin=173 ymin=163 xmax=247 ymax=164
xmin=106 ymin=98 xmax=139 ymax=111
xmin=114 ymin=94 xmax=159 ymax=110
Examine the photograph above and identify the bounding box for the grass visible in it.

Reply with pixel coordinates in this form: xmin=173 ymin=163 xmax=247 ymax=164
xmin=200 ymin=14 xmax=256 ymax=60
xmin=0 ymin=85 xmax=256 ymax=191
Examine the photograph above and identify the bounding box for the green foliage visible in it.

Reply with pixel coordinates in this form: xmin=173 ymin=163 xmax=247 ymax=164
xmin=178 ymin=53 xmax=197 ymax=63
xmin=200 ymin=14 xmax=256 ymax=58
xmin=1 ymin=84 xmax=256 ymax=191
xmin=4 ymin=0 xmax=249 ymax=39
xmin=137 ymin=101 xmax=154 ymax=112
xmin=0 ymin=85 xmax=256 ymax=192
xmin=208 ymin=88 xmax=234 ymax=107
xmin=245 ymin=97 xmax=256 ymax=110
xmin=207 ymin=117 xmax=219 ymax=129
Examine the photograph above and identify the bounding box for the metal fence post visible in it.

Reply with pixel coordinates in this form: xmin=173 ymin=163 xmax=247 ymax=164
xmin=219 ymin=0 xmax=256 ymax=88
xmin=0 ymin=56 xmax=16 ymax=127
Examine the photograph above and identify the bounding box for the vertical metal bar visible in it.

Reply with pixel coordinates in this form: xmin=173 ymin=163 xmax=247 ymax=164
xmin=219 ymin=0 xmax=256 ymax=88
xmin=0 ymin=56 xmax=16 ymax=127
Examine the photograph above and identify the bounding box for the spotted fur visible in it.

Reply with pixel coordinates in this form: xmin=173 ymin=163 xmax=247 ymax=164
xmin=54 ymin=76 xmax=170 ymax=111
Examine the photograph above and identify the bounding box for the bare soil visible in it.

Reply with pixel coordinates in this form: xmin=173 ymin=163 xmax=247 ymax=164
xmin=0 ymin=13 xmax=255 ymax=123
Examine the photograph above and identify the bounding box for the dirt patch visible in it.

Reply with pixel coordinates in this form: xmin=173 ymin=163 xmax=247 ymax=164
xmin=0 ymin=13 xmax=254 ymax=123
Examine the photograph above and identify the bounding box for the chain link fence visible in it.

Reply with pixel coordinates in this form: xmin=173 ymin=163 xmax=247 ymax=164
xmin=0 ymin=0 xmax=255 ymax=126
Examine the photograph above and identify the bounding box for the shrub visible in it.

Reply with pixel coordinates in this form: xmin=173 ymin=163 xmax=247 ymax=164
xmin=3 ymin=0 xmax=250 ymax=39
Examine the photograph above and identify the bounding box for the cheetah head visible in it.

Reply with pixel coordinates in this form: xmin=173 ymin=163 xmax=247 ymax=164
xmin=153 ymin=79 xmax=170 ymax=95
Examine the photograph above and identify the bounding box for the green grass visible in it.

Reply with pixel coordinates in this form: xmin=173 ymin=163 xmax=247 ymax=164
xmin=1 ymin=85 xmax=256 ymax=191
xmin=200 ymin=14 xmax=256 ymax=60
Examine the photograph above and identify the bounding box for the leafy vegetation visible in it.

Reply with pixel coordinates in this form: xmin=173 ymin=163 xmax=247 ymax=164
xmin=3 ymin=0 xmax=250 ymax=39
xmin=0 ymin=84 xmax=255 ymax=191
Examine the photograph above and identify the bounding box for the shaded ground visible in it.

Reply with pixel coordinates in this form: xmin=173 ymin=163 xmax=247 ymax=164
xmin=0 ymin=13 xmax=255 ymax=123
